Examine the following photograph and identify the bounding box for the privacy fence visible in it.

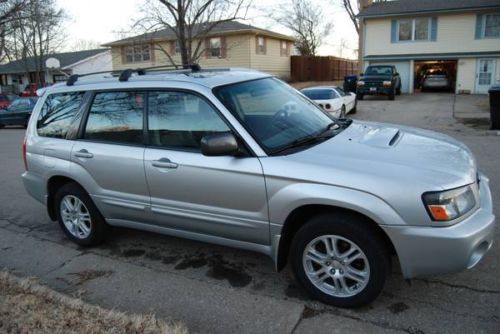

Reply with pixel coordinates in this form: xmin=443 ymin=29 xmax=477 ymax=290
xmin=291 ymin=56 xmax=359 ymax=82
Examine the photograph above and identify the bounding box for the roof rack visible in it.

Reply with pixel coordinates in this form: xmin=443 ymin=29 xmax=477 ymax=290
xmin=66 ymin=63 xmax=202 ymax=86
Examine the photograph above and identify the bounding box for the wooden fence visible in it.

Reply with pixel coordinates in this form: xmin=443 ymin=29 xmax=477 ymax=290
xmin=291 ymin=56 xmax=359 ymax=82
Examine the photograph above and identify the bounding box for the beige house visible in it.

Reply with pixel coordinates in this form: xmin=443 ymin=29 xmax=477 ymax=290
xmin=358 ymin=0 xmax=500 ymax=94
xmin=102 ymin=21 xmax=295 ymax=79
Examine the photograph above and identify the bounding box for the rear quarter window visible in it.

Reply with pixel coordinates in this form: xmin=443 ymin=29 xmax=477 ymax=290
xmin=37 ymin=92 xmax=85 ymax=138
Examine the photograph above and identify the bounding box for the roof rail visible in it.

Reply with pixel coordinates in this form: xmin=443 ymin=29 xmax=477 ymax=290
xmin=66 ymin=63 xmax=202 ymax=86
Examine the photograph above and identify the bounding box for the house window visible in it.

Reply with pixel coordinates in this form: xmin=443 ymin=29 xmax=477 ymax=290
xmin=256 ymin=36 xmax=265 ymax=54
xmin=397 ymin=18 xmax=430 ymax=41
xmin=175 ymin=40 xmax=181 ymax=54
xmin=280 ymin=41 xmax=289 ymax=56
xmin=124 ymin=45 xmax=151 ymax=63
xmin=484 ymin=14 xmax=500 ymax=38
xmin=209 ymin=37 xmax=221 ymax=57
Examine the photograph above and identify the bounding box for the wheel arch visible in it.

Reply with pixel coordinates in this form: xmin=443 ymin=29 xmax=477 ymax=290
xmin=46 ymin=175 xmax=86 ymax=220
xmin=275 ymin=204 xmax=397 ymax=272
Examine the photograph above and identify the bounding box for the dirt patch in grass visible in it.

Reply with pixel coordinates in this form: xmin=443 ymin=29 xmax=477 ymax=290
xmin=0 ymin=271 xmax=187 ymax=334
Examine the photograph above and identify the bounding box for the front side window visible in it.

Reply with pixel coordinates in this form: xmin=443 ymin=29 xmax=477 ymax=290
xmin=84 ymin=92 xmax=144 ymax=144
xmin=398 ymin=18 xmax=430 ymax=41
xmin=209 ymin=37 xmax=221 ymax=57
xmin=124 ymin=45 xmax=151 ymax=63
xmin=37 ymin=92 xmax=84 ymax=138
xmin=214 ymin=78 xmax=337 ymax=154
xmin=148 ymin=91 xmax=230 ymax=151
xmin=484 ymin=14 xmax=500 ymax=38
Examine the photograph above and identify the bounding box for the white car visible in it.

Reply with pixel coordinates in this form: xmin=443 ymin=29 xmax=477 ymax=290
xmin=301 ymin=86 xmax=357 ymax=118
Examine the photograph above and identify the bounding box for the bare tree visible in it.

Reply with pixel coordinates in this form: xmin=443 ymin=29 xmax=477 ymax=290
xmin=71 ymin=39 xmax=102 ymax=51
xmin=4 ymin=0 xmax=66 ymax=84
xmin=135 ymin=0 xmax=252 ymax=68
xmin=340 ymin=0 xmax=389 ymax=35
xmin=270 ymin=0 xmax=332 ymax=56
xmin=0 ymin=0 xmax=27 ymax=62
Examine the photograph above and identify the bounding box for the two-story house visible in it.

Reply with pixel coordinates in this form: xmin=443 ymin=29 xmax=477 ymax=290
xmin=358 ymin=0 xmax=500 ymax=94
xmin=102 ymin=21 xmax=296 ymax=80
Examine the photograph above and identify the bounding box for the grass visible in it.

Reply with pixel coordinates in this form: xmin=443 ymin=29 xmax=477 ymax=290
xmin=0 ymin=271 xmax=187 ymax=334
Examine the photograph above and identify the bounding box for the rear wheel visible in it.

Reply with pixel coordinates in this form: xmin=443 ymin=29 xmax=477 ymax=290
xmin=290 ymin=213 xmax=390 ymax=308
xmin=55 ymin=183 xmax=109 ymax=246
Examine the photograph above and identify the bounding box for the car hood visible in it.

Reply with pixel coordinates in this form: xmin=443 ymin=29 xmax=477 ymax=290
xmin=260 ymin=120 xmax=477 ymax=225
xmin=360 ymin=75 xmax=392 ymax=81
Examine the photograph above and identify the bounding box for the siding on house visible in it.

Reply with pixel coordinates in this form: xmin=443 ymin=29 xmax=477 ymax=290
xmin=109 ymin=34 xmax=292 ymax=79
xmin=364 ymin=13 xmax=500 ymax=57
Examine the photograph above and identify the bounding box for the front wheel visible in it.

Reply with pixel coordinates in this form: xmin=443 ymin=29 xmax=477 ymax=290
xmin=388 ymin=88 xmax=395 ymax=100
xmin=357 ymin=94 xmax=364 ymax=101
xmin=290 ymin=214 xmax=390 ymax=308
xmin=339 ymin=105 xmax=346 ymax=118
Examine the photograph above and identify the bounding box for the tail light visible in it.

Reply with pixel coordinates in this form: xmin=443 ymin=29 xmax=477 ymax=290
xmin=22 ymin=136 xmax=28 ymax=171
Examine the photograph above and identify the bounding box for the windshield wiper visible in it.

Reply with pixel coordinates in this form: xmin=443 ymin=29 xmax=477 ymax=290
xmin=269 ymin=135 xmax=326 ymax=155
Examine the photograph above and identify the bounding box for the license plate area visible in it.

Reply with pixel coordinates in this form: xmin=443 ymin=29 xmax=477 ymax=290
xmin=370 ymin=87 xmax=377 ymax=92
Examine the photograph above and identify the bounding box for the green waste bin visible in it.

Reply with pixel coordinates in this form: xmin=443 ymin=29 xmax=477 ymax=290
xmin=489 ymin=84 xmax=500 ymax=130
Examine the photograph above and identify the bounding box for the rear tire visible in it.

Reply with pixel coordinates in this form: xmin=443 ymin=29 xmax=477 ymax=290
xmin=290 ymin=213 xmax=390 ymax=308
xmin=54 ymin=183 xmax=109 ymax=246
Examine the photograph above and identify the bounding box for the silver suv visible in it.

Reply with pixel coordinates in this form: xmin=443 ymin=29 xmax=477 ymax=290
xmin=22 ymin=68 xmax=495 ymax=307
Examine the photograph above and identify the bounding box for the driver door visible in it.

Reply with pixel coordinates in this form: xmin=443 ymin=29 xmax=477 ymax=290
xmin=143 ymin=90 xmax=269 ymax=245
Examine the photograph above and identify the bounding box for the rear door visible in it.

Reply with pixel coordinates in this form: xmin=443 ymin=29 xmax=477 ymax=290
xmin=72 ymin=91 xmax=149 ymax=223
xmin=143 ymin=90 xmax=269 ymax=245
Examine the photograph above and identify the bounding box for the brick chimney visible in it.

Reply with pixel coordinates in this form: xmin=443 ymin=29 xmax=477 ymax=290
xmin=358 ymin=0 xmax=373 ymax=10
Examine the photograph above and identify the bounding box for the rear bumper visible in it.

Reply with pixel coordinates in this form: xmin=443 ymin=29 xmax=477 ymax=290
xmin=382 ymin=174 xmax=495 ymax=278
xmin=22 ymin=171 xmax=46 ymax=205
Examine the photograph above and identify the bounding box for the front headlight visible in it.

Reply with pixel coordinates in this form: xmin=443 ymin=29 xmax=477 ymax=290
xmin=423 ymin=185 xmax=476 ymax=221
xmin=383 ymin=80 xmax=392 ymax=86
xmin=357 ymin=80 xmax=365 ymax=86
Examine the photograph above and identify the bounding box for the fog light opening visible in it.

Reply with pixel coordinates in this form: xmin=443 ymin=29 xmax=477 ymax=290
xmin=467 ymin=241 xmax=490 ymax=269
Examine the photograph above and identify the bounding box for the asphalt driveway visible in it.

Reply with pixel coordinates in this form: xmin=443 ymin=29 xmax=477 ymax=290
xmin=0 ymin=93 xmax=499 ymax=333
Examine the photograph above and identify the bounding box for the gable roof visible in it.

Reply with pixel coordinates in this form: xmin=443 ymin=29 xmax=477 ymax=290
xmin=0 ymin=49 xmax=108 ymax=74
xmin=358 ymin=0 xmax=500 ymax=18
xmin=102 ymin=20 xmax=295 ymax=47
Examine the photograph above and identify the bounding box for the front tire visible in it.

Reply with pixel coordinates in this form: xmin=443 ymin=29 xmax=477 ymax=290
xmin=388 ymin=88 xmax=395 ymax=100
xmin=357 ymin=94 xmax=364 ymax=101
xmin=290 ymin=213 xmax=390 ymax=308
xmin=55 ymin=183 xmax=108 ymax=246
xmin=340 ymin=105 xmax=346 ymax=118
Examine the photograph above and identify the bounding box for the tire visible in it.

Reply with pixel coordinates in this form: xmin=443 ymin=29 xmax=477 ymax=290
xmin=54 ymin=182 xmax=109 ymax=246
xmin=388 ymin=88 xmax=395 ymax=100
xmin=351 ymin=99 xmax=357 ymax=114
xmin=340 ymin=105 xmax=346 ymax=118
xmin=396 ymin=87 xmax=401 ymax=95
xmin=290 ymin=213 xmax=390 ymax=308
xmin=0 ymin=124 xmax=4 ymax=129
xmin=357 ymin=94 xmax=364 ymax=101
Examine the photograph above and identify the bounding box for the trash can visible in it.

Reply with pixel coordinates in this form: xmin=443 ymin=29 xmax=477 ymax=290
xmin=489 ymin=84 xmax=500 ymax=130
xmin=343 ymin=75 xmax=358 ymax=93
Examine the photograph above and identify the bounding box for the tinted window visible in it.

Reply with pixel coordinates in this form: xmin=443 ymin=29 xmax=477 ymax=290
xmin=37 ymin=92 xmax=84 ymax=138
xmin=84 ymin=92 xmax=144 ymax=144
xmin=148 ymin=91 xmax=230 ymax=150
xmin=365 ymin=66 xmax=393 ymax=75
xmin=302 ymin=89 xmax=336 ymax=100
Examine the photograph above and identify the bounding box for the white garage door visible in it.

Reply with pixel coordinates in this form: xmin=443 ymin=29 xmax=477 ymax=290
xmin=369 ymin=61 xmax=411 ymax=93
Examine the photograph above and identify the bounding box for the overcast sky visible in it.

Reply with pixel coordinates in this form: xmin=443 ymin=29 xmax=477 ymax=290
xmin=57 ymin=0 xmax=358 ymax=59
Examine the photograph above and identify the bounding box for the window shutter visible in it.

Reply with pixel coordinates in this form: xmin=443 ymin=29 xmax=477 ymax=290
xmin=221 ymin=36 xmax=227 ymax=58
xmin=170 ymin=41 xmax=176 ymax=54
xmin=205 ymin=38 xmax=210 ymax=58
xmin=263 ymin=37 xmax=266 ymax=55
xmin=430 ymin=17 xmax=438 ymax=41
xmin=121 ymin=46 xmax=127 ymax=64
xmin=391 ymin=19 xmax=397 ymax=43
xmin=255 ymin=36 xmax=259 ymax=54
xmin=475 ymin=14 xmax=484 ymax=39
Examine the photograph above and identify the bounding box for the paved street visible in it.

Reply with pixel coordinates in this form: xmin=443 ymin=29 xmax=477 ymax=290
xmin=0 ymin=93 xmax=499 ymax=333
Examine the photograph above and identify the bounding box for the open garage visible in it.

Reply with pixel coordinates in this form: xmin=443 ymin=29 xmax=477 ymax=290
xmin=414 ymin=60 xmax=457 ymax=93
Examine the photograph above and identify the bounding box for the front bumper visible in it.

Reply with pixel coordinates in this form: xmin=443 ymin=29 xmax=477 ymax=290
xmin=382 ymin=174 xmax=495 ymax=279
xmin=357 ymin=86 xmax=392 ymax=95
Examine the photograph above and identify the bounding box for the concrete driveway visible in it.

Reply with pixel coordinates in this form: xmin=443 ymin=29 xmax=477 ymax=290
xmin=1 ymin=93 xmax=499 ymax=333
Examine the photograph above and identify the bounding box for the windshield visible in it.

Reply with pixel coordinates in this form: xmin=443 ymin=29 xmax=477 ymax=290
xmin=365 ymin=66 xmax=393 ymax=76
xmin=214 ymin=78 xmax=341 ymax=154
xmin=301 ymin=89 xmax=337 ymax=100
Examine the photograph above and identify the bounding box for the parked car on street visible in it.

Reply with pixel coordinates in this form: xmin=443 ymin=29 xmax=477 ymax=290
xmin=0 ymin=97 xmax=38 ymax=128
xmin=421 ymin=69 xmax=452 ymax=91
xmin=22 ymin=68 xmax=495 ymax=308
xmin=357 ymin=65 xmax=401 ymax=100
xmin=301 ymin=86 xmax=357 ymax=118
xmin=0 ymin=93 xmax=17 ymax=109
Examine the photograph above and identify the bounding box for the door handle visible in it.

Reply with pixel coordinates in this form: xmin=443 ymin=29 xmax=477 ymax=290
xmin=74 ymin=149 xmax=93 ymax=159
xmin=152 ymin=158 xmax=178 ymax=169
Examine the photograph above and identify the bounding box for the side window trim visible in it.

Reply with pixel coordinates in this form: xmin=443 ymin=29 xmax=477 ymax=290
xmin=66 ymin=91 xmax=93 ymax=140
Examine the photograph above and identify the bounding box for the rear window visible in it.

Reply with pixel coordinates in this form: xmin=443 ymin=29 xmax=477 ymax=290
xmin=83 ymin=91 xmax=144 ymax=144
xmin=301 ymin=89 xmax=337 ymax=100
xmin=37 ymin=92 xmax=85 ymax=138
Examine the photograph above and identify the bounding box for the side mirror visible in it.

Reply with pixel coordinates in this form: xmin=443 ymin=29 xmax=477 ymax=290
xmin=201 ymin=132 xmax=239 ymax=156
xmin=395 ymin=72 xmax=399 ymax=76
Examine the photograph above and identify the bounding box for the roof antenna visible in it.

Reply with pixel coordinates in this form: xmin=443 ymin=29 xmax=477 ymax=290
xmin=119 ymin=69 xmax=133 ymax=82
xmin=190 ymin=64 xmax=201 ymax=72
xmin=66 ymin=74 xmax=79 ymax=86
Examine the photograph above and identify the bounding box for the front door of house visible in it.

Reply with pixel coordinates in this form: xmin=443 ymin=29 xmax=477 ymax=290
xmin=476 ymin=59 xmax=496 ymax=94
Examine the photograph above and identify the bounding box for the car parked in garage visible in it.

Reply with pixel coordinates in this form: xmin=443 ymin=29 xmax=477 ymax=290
xmin=421 ymin=69 xmax=452 ymax=91
xmin=357 ymin=65 xmax=401 ymax=100
xmin=301 ymin=86 xmax=357 ymax=118
xmin=0 ymin=97 xmax=38 ymax=128
xmin=22 ymin=68 xmax=495 ymax=308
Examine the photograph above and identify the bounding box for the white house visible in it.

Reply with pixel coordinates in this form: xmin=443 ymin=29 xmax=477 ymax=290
xmin=358 ymin=0 xmax=500 ymax=94
xmin=0 ymin=49 xmax=112 ymax=93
